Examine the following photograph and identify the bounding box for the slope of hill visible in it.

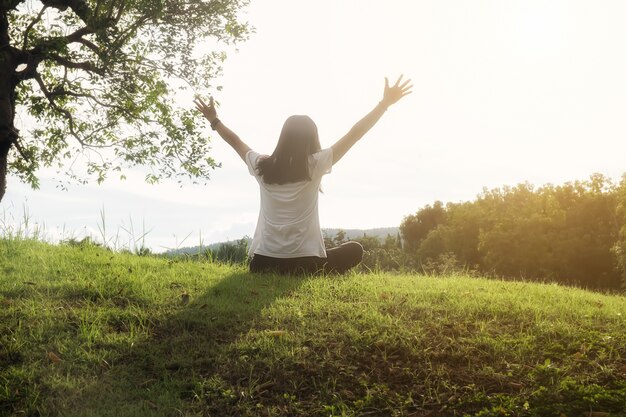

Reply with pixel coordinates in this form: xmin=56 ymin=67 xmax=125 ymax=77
xmin=1 ymin=239 xmax=625 ymax=417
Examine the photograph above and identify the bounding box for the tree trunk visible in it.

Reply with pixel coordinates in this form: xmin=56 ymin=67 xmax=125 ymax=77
xmin=0 ymin=9 xmax=16 ymax=202
xmin=0 ymin=142 xmax=9 ymax=202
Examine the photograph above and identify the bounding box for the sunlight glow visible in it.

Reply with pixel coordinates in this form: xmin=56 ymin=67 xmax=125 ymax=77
xmin=6 ymin=0 xmax=626 ymax=249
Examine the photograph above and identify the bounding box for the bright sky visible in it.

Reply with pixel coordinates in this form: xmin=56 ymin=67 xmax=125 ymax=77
xmin=4 ymin=0 xmax=626 ymax=251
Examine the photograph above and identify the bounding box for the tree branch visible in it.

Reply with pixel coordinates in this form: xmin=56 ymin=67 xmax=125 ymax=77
xmin=34 ymin=72 xmax=85 ymax=146
xmin=105 ymin=0 xmax=125 ymax=23
xmin=28 ymin=26 xmax=98 ymax=56
xmin=110 ymin=14 xmax=151 ymax=52
xmin=73 ymin=36 xmax=100 ymax=55
xmin=48 ymin=88 xmax=132 ymax=117
xmin=92 ymin=0 xmax=104 ymax=19
xmin=81 ymin=118 xmax=123 ymax=147
xmin=11 ymin=22 xmax=102 ymax=84
xmin=65 ymin=26 xmax=95 ymax=42
xmin=11 ymin=134 xmax=30 ymax=163
xmin=40 ymin=0 xmax=91 ymax=23
xmin=22 ymin=5 xmax=48 ymax=50
xmin=46 ymin=53 xmax=103 ymax=74
xmin=22 ymin=26 xmax=102 ymax=73
xmin=0 ymin=126 xmax=29 ymax=162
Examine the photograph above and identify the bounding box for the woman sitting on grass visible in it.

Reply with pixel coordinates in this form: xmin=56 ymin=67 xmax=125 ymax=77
xmin=194 ymin=76 xmax=412 ymax=274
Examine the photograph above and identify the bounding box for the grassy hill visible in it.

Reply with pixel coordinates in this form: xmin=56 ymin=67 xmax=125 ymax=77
xmin=1 ymin=239 xmax=625 ymax=417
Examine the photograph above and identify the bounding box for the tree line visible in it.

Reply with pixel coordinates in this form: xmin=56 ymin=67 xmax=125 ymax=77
xmin=393 ymin=173 xmax=626 ymax=291
xmin=324 ymin=174 xmax=625 ymax=291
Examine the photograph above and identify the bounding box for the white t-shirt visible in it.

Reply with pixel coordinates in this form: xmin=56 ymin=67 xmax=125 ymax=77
xmin=245 ymin=148 xmax=333 ymax=258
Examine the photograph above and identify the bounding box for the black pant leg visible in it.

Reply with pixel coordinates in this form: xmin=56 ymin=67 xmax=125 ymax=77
xmin=249 ymin=242 xmax=363 ymax=275
xmin=323 ymin=241 xmax=364 ymax=274
xmin=250 ymin=254 xmax=324 ymax=275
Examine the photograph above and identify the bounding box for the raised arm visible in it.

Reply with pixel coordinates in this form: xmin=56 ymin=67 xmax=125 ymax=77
xmin=331 ymin=75 xmax=413 ymax=164
xmin=194 ymin=97 xmax=251 ymax=161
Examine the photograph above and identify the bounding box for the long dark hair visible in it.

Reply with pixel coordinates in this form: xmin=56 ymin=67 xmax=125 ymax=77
xmin=257 ymin=115 xmax=322 ymax=184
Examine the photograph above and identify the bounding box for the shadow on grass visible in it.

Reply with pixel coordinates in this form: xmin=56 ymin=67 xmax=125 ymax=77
xmin=65 ymin=270 xmax=309 ymax=417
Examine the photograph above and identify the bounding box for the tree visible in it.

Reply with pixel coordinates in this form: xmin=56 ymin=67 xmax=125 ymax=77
xmin=0 ymin=0 xmax=249 ymax=201
xmin=334 ymin=229 xmax=346 ymax=246
xmin=399 ymin=200 xmax=446 ymax=253
xmin=611 ymin=175 xmax=626 ymax=291
xmin=402 ymin=176 xmax=623 ymax=289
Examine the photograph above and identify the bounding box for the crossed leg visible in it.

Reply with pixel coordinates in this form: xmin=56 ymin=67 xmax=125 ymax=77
xmin=249 ymin=241 xmax=364 ymax=275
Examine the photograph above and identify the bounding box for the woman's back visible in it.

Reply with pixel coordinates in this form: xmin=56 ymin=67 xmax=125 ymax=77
xmin=245 ymin=149 xmax=333 ymax=258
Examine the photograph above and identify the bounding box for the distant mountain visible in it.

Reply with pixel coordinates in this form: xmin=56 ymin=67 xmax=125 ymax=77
xmin=163 ymin=227 xmax=399 ymax=256
xmin=322 ymin=227 xmax=400 ymax=241
xmin=162 ymin=237 xmax=250 ymax=257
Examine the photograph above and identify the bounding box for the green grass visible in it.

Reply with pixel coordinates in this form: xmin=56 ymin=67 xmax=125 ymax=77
xmin=1 ymin=238 xmax=625 ymax=417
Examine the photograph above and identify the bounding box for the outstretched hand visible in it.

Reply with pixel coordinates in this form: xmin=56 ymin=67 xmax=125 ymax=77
xmin=381 ymin=75 xmax=413 ymax=108
xmin=193 ymin=96 xmax=217 ymax=122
